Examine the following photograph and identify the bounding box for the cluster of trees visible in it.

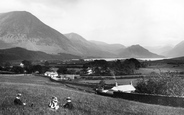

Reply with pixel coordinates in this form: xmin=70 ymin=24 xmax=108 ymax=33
xmin=57 ymin=67 xmax=79 ymax=74
xmin=84 ymin=58 xmax=142 ymax=76
xmin=84 ymin=60 xmax=110 ymax=76
xmin=0 ymin=60 xmax=82 ymax=75
xmin=136 ymin=74 xmax=184 ymax=97
xmin=0 ymin=60 xmax=49 ymax=74
xmin=0 ymin=58 xmax=143 ymax=76
xmin=109 ymin=58 xmax=141 ymax=75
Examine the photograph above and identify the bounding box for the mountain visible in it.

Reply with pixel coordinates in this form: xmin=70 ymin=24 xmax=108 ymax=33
xmin=166 ymin=41 xmax=184 ymax=57
xmin=0 ymin=11 xmax=122 ymax=58
xmin=64 ymin=33 xmax=116 ymax=57
xmin=118 ymin=45 xmax=164 ymax=58
xmin=0 ymin=11 xmax=79 ymax=55
xmin=145 ymin=45 xmax=173 ymax=55
xmin=0 ymin=11 xmax=164 ymax=59
xmin=0 ymin=47 xmax=80 ymax=61
xmin=90 ymin=40 xmax=126 ymax=54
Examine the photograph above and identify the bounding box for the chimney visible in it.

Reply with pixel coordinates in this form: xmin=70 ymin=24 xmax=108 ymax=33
xmin=130 ymin=81 xmax=133 ymax=85
xmin=115 ymin=82 xmax=118 ymax=87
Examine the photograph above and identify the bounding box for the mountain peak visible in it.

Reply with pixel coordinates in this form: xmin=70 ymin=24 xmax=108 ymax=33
xmin=0 ymin=11 xmax=42 ymax=33
xmin=127 ymin=44 xmax=148 ymax=53
xmin=0 ymin=11 xmax=36 ymax=21
xmin=118 ymin=44 xmax=163 ymax=58
xmin=7 ymin=11 xmax=32 ymax=15
xmin=129 ymin=44 xmax=142 ymax=48
xmin=0 ymin=11 xmax=78 ymax=55
xmin=64 ymin=33 xmax=87 ymax=42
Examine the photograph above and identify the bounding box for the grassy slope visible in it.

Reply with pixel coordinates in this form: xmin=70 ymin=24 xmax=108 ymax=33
xmin=0 ymin=75 xmax=184 ymax=115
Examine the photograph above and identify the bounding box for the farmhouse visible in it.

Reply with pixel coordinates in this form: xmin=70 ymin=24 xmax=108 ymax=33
xmin=110 ymin=82 xmax=136 ymax=93
xmin=111 ymin=84 xmax=136 ymax=93
xmin=44 ymin=71 xmax=58 ymax=77
xmin=97 ymin=82 xmax=136 ymax=96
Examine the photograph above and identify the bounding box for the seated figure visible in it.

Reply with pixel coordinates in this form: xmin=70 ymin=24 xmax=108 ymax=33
xmin=14 ymin=93 xmax=26 ymax=106
xmin=48 ymin=96 xmax=59 ymax=110
xmin=63 ymin=97 xmax=73 ymax=110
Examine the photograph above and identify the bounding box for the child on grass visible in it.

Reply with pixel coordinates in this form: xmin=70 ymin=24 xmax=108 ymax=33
xmin=14 ymin=93 xmax=26 ymax=106
xmin=63 ymin=97 xmax=73 ymax=110
xmin=48 ymin=96 xmax=59 ymax=110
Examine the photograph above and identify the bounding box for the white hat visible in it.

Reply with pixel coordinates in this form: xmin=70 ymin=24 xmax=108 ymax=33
xmin=52 ymin=96 xmax=58 ymax=102
xmin=17 ymin=93 xmax=22 ymax=97
xmin=66 ymin=97 xmax=71 ymax=100
xmin=66 ymin=97 xmax=71 ymax=102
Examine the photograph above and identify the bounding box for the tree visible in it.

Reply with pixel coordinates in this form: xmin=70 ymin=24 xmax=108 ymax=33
xmin=98 ymin=79 xmax=106 ymax=89
xmin=84 ymin=60 xmax=110 ymax=76
xmin=123 ymin=58 xmax=141 ymax=70
xmin=44 ymin=61 xmax=49 ymax=67
xmin=4 ymin=62 xmax=11 ymax=68
xmin=21 ymin=60 xmax=32 ymax=73
xmin=136 ymin=75 xmax=184 ymax=96
xmin=32 ymin=65 xmax=42 ymax=73
xmin=57 ymin=67 xmax=67 ymax=74
xmin=11 ymin=66 xmax=24 ymax=74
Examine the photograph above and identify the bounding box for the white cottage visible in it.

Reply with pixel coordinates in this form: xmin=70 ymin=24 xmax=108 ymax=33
xmin=111 ymin=82 xmax=136 ymax=93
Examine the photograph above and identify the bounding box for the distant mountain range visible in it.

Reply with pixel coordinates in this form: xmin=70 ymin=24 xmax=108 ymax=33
xmin=89 ymin=40 xmax=126 ymax=54
xmin=118 ymin=45 xmax=164 ymax=58
xmin=0 ymin=47 xmax=79 ymax=61
xmin=145 ymin=45 xmax=173 ymax=55
xmin=0 ymin=11 xmax=165 ymax=59
xmin=64 ymin=33 xmax=164 ymax=58
xmin=165 ymin=40 xmax=184 ymax=57
xmin=64 ymin=33 xmax=115 ymax=58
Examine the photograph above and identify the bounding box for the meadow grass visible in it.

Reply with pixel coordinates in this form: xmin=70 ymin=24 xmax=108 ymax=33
xmin=135 ymin=67 xmax=184 ymax=75
xmin=0 ymin=75 xmax=184 ymax=115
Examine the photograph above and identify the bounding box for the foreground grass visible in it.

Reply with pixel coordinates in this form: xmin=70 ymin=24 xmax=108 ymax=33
xmin=0 ymin=75 xmax=184 ymax=115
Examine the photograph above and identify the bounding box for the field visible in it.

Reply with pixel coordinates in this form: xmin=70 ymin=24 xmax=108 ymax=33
xmin=79 ymin=78 xmax=138 ymax=86
xmin=135 ymin=67 xmax=184 ymax=75
xmin=136 ymin=62 xmax=184 ymax=75
xmin=1 ymin=75 xmax=184 ymax=115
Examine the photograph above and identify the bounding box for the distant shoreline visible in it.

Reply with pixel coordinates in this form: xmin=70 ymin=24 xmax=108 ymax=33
xmin=84 ymin=57 xmax=172 ymax=61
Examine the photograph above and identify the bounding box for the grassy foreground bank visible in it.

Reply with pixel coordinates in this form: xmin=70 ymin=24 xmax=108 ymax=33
xmin=0 ymin=75 xmax=184 ymax=115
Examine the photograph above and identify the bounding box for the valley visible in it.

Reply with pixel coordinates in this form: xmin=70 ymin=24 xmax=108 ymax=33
xmin=1 ymin=10 xmax=184 ymax=115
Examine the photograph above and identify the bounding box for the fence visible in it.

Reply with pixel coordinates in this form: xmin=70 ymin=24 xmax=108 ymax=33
xmin=113 ymin=91 xmax=184 ymax=107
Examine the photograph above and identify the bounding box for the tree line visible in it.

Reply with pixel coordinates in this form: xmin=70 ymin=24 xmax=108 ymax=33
xmin=83 ymin=58 xmax=144 ymax=76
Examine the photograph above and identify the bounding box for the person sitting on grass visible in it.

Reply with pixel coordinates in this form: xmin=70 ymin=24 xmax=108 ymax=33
xmin=14 ymin=93 xmax=26 ymax=106
xmin=48 ymin=96 xmax=59 ymax=110
xmin=63 ymin=97 xmax=73 ymax=110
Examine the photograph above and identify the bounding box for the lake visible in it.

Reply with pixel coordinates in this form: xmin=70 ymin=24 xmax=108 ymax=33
xmin=84 ymin=57 xmax=171 ymax=61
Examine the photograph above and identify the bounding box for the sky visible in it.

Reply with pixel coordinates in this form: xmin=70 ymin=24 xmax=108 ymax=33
xmin=0 ymin=0 xmax=184 ymax=48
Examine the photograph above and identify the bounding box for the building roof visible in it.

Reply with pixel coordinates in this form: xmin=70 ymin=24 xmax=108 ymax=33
xmin=111 ymin=84 xmax=136 ymax=92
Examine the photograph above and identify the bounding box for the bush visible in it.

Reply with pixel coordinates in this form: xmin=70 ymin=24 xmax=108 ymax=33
xmin=98 ymin=79 xmax=106 ymax=89
xmin=136 ymin=75 xmax=184 ymax=97
xmin=11 ymin=66 xmax=24 ymax=74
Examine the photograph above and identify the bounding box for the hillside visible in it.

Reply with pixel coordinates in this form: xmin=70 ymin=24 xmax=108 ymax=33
xmin=90 ymin=40 xmax=126 ymax=55
xmin=0 ymin=11 xmax=166 ymax=59
xmin=118 ymin=45 xmax=164 ymax=58
xmin=166 ymin=40 xmax=184 ymax=57
xmin=145 ymin=45 xmax=173 ymax=55
xmin=0 ymin=75 xmax=184 ymax=115
xmin=0 ymin=11 xmax=124 ymax=58
xmin=64 ymin=33 xmax=116 ymax=58
xmin=0 ymin=11 xmax=79 ymax=55
xmin=0 ymin=47 xmax=80 ymax=61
